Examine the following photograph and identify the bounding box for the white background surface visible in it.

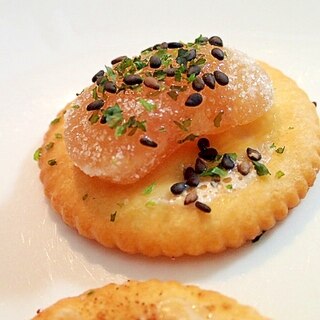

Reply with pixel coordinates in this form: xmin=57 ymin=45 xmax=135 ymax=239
xmin=1 ymin=1 xmax=320 ymax=319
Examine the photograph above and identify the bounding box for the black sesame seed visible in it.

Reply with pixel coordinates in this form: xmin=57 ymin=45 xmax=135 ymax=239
xmin=192 ymin=76 xmax=205 ymax=92
xmin=211 ymin=48 xmax=224 ymax=61
xmin=160 ymin=42 xmax=168 ymax=49
xmin=164 ymin=67 xmax=176 ymax=77
xmin=153 ymin=42 xmax=168 ymax=50
xmin=185 ymin=93 xmax=203 ymax=107
xmin=144 ymin=76 xmax=160 ymax=90
xmin=202 ymin=73 xmax=215 ymax=89
xmin=149 ymin=55 xmax=162 ymax=68
xmin=208 ymin=36 xmax=223 ymax=47
xmin=170 ymin=182 xmax=188 ymax=195
xmin=86 ymin=99 xmax=104 ymax=111
xmin=184 ymin=167 xmax=195 ymax=180
xmin=184 ymin=167 xmax=200 ymax=187
xmin=195 ymin=201 xmax=211 ymax=213
xmin=198 ymin=147 xmax=218 ymax=161
xmin=237 ymin=161 xmax=251 ymax=176
xmin=104 ymin=81 xmax=117 ymax=93
xmin=139 ymin=136 xmax=158 ymax=148
xmin=100 ymin=115 xmax=107 ymax=124
xmin=186 ymin=173 xmax=200 ymax=187
xmin=197 ymin=138 xmax=210 ymax=151
xmin=246 ymin=147 xmax=262 ymax=161
xmin=111 ymin=55 xmax=127 ymax=65
xmin=168 ymin=42 xmax=184 ymax=48
xmin=214 ymin=70 xmax=229 ymax=86
xmin=312 ymin=101 xmax=317 ymax=107
xmin=92 ymin=70 xmax=104 ymax=83
xmin=187 ymin=48 xmax=197 ymax=61
xmin=187 ymin=65 xmax=201 ymax=77
xmin=184 ymin=191 xmax=198 ymax=205
xmin=123 ymin=74 xmax=143 ymax=86
xmin=220 ymin=154 xmax=235 ymax=170
xmin=195 ymin=157 xmax=207 ymax=174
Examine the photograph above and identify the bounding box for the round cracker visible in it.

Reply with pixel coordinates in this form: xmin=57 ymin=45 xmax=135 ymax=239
xmin=38 ymin=64 xmax=320 ymax=257
xmin=33 ymin=280 xmax=268 ymax=319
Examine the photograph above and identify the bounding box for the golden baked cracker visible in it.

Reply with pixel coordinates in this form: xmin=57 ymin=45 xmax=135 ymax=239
xmin=33 ymin=280 xmax=268 ymax=319
xmin=37 ymin=64 xmax=320 ymax=257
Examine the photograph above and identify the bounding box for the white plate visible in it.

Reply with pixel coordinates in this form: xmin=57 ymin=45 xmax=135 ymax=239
xmin=0 ymin=1 xmax=319 ymax=319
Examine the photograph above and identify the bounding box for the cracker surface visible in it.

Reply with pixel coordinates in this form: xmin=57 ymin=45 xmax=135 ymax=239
xmin=33 ymin=280 xmax=268 ymax=319
xmin=38 ymin=64 xmax=320 ymax=257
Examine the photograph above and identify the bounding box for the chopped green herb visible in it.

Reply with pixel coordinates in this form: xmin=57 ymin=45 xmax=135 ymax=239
xmin=143 ymin=182 xmax=156 ymax=195
xmin=114 ymin=124 xmax=127 ymax=137
xmin=270 ymin=143 xmax=285 ymax=154
xmin=50 ymin=117 xmax=61 ymax=125
xmin=175 ymin=72 xmax=182 ymax=82
xmin=153 ymin=70 xmax=166 ymax=81
xmin=33 ymin=147 xmax=42 ymax=161
xmin=275 ymin=146 xmax=285 ymax=154
xmin=226 ymin=153 xmax=237 ymax=161
xmin=134 ymin=60 xmax=146 ymax=70
xmin=72 ymin=104 xmax=80 ymax=109
xmin=167 ymin=90 xmax=179 ymax=101
xmin=176 ymin=48 xmax=189 ymax=65
xmin=105 ymin=66 xmax=117 ymax=82
xmin=133 ymin=119 xmax=147 ymax=132
xmin=194 ymin=34 xmax=207 ymax=44
xmin=55 ymin=133 xmax=63 ymax=139
xmin=89 ymin=113 xmax=100 ymax=124
xmin=187 ymin=73 xmax=196 ymax=82
xmin=201 ymin=166 xmax=228 ymax=178
xmin=45 ymin=142 xmax=54 ymax=151
xmin=174 ymin=65 xmax=186 ymax=81
xmin=156 ymin=49 xmax=172 ymax=65
xmin=98 ymin=76 xmax=107 ymax=87
xmin=145 ymin=200 xmax=156 ymax=207
xmin=115 ymin=116 xmax=146 ymax=137
xmin=214 ymin=111 xmax=224 ymax=128
xmin=48 ymin=159 xmax=57 ymax=166
xmin=116 ymin=57 xmax=134 ymax=75
xmin=270 ymin=142 xmax=276 ymax=149
xmin=252 ymin=161 xmax=271 ymax=176
xmin=159 ymin=126 xmax=167 ymax=133
xmin=92 ymin=87 xmax=98 ymax=100
xmin=178 ymin=133 xmax=199 ymax=144
xmin=226 ymin=184 xmax=233 ymax=190
xmin=139 ymin=98 xmax=156 ymax=112
xmin=275 ymin=170 xmax=285 ymax=179
xmin=194 ymin=57 xmax=206 ymax=66
xmin=110 ymin=211 xmax=117 ymax=222
xmin=103 ymin=104 xmax=123 ymax=128
xmin=173 ymin=118 xmax=192 ymax=132
xmin=97 ymin=83 xmax=105 ymax=93
xmin=82 ymin=193 xmax=88 ymax=200
xmin=133 ymin=56 xmax=147 ymax=70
